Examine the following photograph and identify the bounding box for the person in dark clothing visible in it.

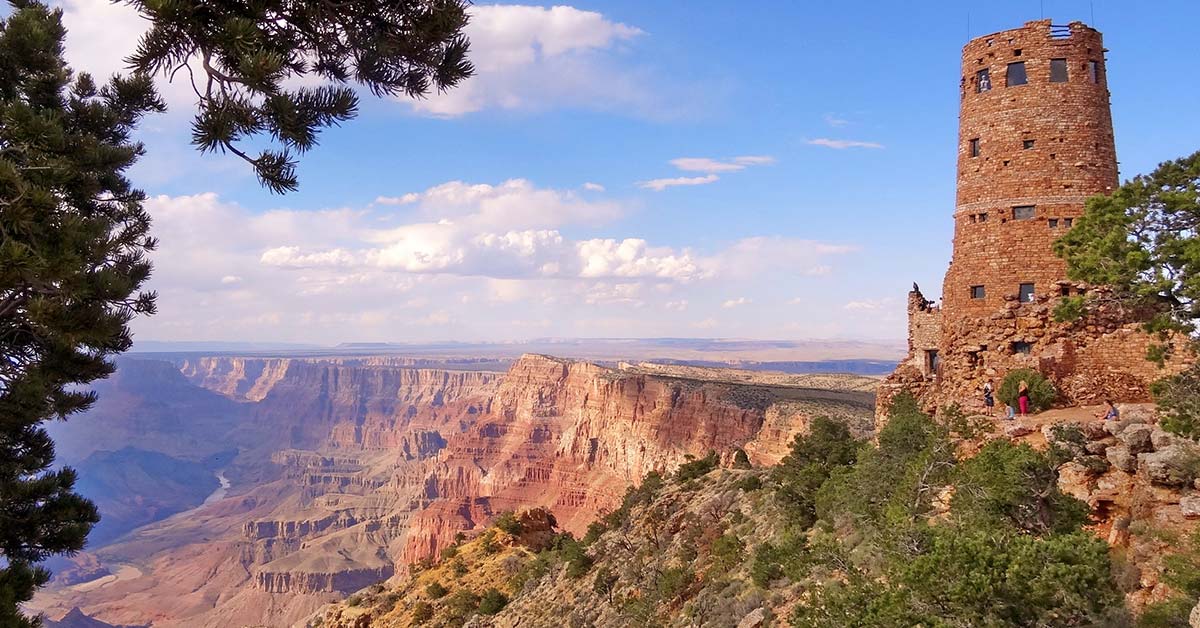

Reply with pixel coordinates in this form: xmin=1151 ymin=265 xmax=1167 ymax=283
xmin=982 ymin=379 xmax=996 ymax=414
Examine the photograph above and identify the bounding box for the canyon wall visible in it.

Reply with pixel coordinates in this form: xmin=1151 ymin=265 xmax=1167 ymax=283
xmin=35 ymin=354 xmax=876 ymax=627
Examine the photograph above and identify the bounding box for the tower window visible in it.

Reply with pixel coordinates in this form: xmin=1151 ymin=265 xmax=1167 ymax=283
xmin=1012 ymin=341 xmax=1033 ymax=355
xmin=1006 ymin=62 xmax=1027 ymax=86
xmin=969 ymin=138 xmax=980 ymax=157
xmin=1050 ymin=58 xmax=1069 ymax=82
xmin=1019 ymin=283 xmax=1036 ymax=303
xmin=1088 ymin=60 xmax=1100 ymax=83
xmin=1013 ymin=49 xmax=1022 ymax=57
xmin=978 ymin=212 xmax=988 ymax=222
xmin=970 ymin=285 xmax=985 ymax=299
xmin=1064 ymin=217 xmax=1074 ymax=228
xmin=926 ymin=350 xmax=941 ymax=374
xmin=1048 ymin=218 xmax=1059 ymax=228
xmin=976 ymin=69 xmax=992 ymax=92
xmin=1060 ymin=285 xmax=1072 ymax=297
xmin=1013 ymin=205 xmax=1036 ymax=220
xmin=1023 ymin=139 xmax=1035 ymax=150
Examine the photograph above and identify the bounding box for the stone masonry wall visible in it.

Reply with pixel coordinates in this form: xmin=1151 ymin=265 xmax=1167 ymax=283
xmin=878 ymin=20 xmax=1189 ymax=422
xmin=943 ymin=20 xmax=1117 ymax=321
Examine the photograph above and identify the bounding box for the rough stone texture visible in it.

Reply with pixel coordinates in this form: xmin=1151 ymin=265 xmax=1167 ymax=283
xmin=1181 ymin=496 xmax=1200 ymax=519
xmin=737 ymin=607 xmax=768 ymax=628
xmin=876 ymin=20 xmax=1189 ymax=422
xmin=1190 ymin=599 xmax=1200 ymax=628
xmin=1140 ymin=446 xmax=1200 ymax=487
xmin=1118 ymin=424 xmax=1154 ymax=454
xmin=1106 ymin=445 xmax=1137 ymax=474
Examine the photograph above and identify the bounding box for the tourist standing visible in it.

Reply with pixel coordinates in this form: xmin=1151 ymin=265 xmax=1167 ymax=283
xmin=1017 ymin=380 xmax=1030 ymax=417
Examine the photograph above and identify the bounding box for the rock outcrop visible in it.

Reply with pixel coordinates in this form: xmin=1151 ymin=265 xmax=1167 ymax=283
xmin=34 ymin=354 xmax=876 ymax=628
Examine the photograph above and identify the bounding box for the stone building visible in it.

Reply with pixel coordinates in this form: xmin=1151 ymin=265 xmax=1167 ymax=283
xmin=878 ymin=20 xmax=1186 ymax=419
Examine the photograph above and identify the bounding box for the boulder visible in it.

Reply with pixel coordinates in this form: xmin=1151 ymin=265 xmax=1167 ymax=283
xmin=1004 ymin=423 xmax=1035 ymax=438
xmin=1182 ymin=496 xmax=1200 ymax=519
xmin=1080 ymin=421 xmax=1109 ymax=441
xmin=737 ymin=608 xmax=767 ymax=628
xmin=1106 ymin=445 xmax=1137 ymax=474
xmin=1139 ymin=445 xmax=1200 ymax=487
xmin=1152 ymin=427 xmax=1178 ymax=451
xmin=1190 ymin=597 xmax=1200 ymax=628
xmin=1117 ymin=424 xmax=1154 ymax=454
xmin=1084 ymin=440 xmax=1110 ymax=456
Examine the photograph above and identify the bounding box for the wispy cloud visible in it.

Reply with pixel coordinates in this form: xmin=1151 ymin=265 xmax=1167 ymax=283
xmin=638 ymin=174 xmax=719 ymax=191
xmin=807 ymin=138 xmax=884 ymax=150
xmin=669 ymin=155 xmax=775 ymax=173
xmin=640 ymin=154 xmax=773 ymax=191
xmin=582 ymin=182 xmax=606 ymax=192
xmin=722 ymin=297 xmax=751 ymax=308
xmin=822 ymin=113 xmax=850 ymax=127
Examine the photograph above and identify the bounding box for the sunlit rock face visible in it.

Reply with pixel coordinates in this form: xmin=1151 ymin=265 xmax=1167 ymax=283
xmin=34 ymin=354 xmax=876 ymax=627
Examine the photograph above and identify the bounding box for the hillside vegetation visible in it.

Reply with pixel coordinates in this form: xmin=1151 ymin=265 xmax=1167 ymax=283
xmin=312 ymin=395 xmax=1200 ymax=627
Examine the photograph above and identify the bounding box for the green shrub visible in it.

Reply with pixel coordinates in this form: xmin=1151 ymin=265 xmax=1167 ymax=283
xmin=1155 ymin=363 xmax=1200 ymax=439
xmin=443 ymin=589 xmax=480 ymax=621
xmin=440 ymin=545 xmax=458 ymax=560
xmin=562 ymin=537 xmax=593 ymax=578
xmin=477 ymin=588 xmax=509 ymax=615
xmin=735 ymin=474 xmax=762 ymax=492
xmin=451 ymin=558 xmax=467 ymax=577
xmin=710 ymin=533 xmax=745 ymax=570
xmin=345 ymin=594 xmax=362 ymax=607
xmin=998 ymin=368 xmax=1056 ymax=412
xmin=581 ymin=520 xmax=607 ymax=545
xmin=750 ymin=543 xmax=783 ymax=587
xmin=772 ymin=416 xmax=861 ymax=527
xmin=411 ymin=600 xmax=434 ymax=624
xmin=494 ymin=511 xmax=523 ymax=535
xmin=656 ymin=566 xmax=693 ymax=600
xmin=425 ymin=581 xmax=448 ymax=598
xmin=675 ymin=450 xmax=720 ymax=482
xmin=480 ymin=529 xmax=499 ymax=555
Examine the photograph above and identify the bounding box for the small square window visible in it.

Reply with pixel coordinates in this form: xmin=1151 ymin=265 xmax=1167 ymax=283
xmin=1019 ymin=283 xmax=1036 ymax=303
xmin=969 ymin=214 xmax=977 ymax=224
xmin=1007 ymin=62 xmax=1027 ymax=86
xmin=970 ymin=285 xmax=985 ymax=299
xmin=1064 ymin=217 xmax=1074 ymax=227
xmin=969 ymin=138 xmax=980 ymax=157
xmin=1088 ymin=60 xmax=1100 ymax=83
xmin=978 ymin=212 xmax=988 ymax=222
xmin=1060 ymin=285 xmax=1072 ymax=297
xmin=1023 ymin=139 xmax=1035 ymax=150
xmin=1013 ymin=341 xmax=1033 ymax=355
xmin=1048 ymin=218 xmax=1059 ymax=228
xmin=1050 ymin=58 xmax=1069 ymax=82
xmin=976 ymin=69 xmax=992 ymax=92
xmin=1013 ymin=205 xmax=1036 ymax=220
xmin=1014 ymin=49 xmax=1022 ymax=56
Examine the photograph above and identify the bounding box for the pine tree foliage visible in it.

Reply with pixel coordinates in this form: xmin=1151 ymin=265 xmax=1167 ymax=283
xmin=1054 ymin=150 xmax=1200 ymax=350
xmin=125 ymin=0 xmax=475 ymax=193
xmin=0 ymin=2 xmax=163 ymax=625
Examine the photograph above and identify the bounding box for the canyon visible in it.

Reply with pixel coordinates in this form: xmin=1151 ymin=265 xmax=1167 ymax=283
xmin=31 ymin=353 xmax=878 ymax=627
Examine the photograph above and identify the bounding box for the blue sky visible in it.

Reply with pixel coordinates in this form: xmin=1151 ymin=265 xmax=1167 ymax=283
xmin=39 ymin=0 xmax=1200 ymax=346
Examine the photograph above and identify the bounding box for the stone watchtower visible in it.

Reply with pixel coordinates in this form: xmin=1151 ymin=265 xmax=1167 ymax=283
xmin=943 ymin=20 xmax=1117 ymax=320
xmin=878 ymin=20 xmax=1182 ymax=419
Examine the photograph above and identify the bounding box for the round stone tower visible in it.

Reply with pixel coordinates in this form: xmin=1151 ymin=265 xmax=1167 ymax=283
xmin=941 ymin=19 xmax=1117 ymax=321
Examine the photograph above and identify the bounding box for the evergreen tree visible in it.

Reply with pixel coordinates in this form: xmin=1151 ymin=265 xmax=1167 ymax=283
xmin=125 ymin=0 xmax=474 ymax=193
xmin=0 ymin=2 xmax=164 ymax=625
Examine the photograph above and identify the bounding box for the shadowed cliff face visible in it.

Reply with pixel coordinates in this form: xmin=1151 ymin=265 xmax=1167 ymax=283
xmin=34 ymin=354 xmax=875 ymax=628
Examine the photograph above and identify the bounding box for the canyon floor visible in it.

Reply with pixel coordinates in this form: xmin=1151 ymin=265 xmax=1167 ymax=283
xmin=30 ymin=353 xmax=880 ymax=627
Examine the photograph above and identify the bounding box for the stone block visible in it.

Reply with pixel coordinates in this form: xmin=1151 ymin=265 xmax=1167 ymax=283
xmin=1117 ymin=424 xmax=1153 ymax=454
xmin=1106 ymin=445 xmax=1137 ymax=474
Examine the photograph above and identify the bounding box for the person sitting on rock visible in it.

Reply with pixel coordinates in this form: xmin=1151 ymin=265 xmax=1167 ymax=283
xmin=1004 ymin=404 xmax=1016 ymax=421
xmin=1095 ymin=399 xmax=1120 ymax=421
